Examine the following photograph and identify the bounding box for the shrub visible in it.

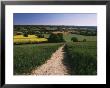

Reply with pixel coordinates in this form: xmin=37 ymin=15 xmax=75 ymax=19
xmin=23 ymin=33 xmax=28 ymax=37
xmin=37 ymin=34 xmax=44 ymax=38
xmin=16 ymin=32 xmax=23 ymax=35
xmin=71 ymin=37 xmax=78 ymax=42
xmin=83 ymin=39 xmax=87 ymax=42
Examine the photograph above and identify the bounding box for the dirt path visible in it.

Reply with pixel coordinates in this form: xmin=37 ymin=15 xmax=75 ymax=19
xmin=31 ymin=45 xmax=68 ymax=75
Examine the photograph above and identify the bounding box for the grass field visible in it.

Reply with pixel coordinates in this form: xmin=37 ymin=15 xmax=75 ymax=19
xmin=63 ymin=34 xmax=97 ymax=42
xmin=64 ymin=42 xmax=97 ymax=75
xmin=14 ymin=43 xmax=62 ymax=75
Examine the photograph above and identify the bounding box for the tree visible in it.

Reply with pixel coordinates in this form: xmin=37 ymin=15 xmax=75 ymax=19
xmin=83 ymin=39 xmax=86 ymax=42
xmin=48 ymin=33 xmax=65 ymax=43
xmin=57 ymin=33 xmax=64 ymax=42
xmin=23 ymin=32 xmax=28 ymax=37
xmin=37 ymin=34 xmax=44 ymax=38
xmin=71 ymin=37 xmax=78 ymax=42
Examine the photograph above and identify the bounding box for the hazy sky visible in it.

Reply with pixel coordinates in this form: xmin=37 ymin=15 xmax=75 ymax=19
xmin=14 ymin=13 xmax=97 ymax=26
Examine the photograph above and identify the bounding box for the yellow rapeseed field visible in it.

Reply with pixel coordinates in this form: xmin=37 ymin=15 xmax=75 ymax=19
xmin=14 ymin=35 xmax=48 ymax=44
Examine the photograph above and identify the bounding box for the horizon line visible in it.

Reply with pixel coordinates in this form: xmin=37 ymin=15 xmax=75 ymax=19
xmin=14 ymin=24 xmax=97 ymax=26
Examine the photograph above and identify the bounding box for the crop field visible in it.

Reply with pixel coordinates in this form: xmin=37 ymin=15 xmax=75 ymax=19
xmin=63 ymin=34 xmax=97 ymax=42
xmin=14 ymin=35 xmax=48 ymax=44
xmin=14 ymin=43 xmax=62 ymax=75
xmin=64 ymin=42 xmax=97 ymax=75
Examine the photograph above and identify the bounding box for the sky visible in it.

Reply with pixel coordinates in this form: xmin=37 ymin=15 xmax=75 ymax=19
xmin=14 ymin=13 xmax=97 ymax=26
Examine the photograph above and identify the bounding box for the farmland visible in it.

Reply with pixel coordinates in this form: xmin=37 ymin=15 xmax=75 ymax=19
xmin=14 ymin=43 xmax=62 ymax=75
xmin=14 ymin=35 xmax=48 ymax=44
xmin=63 ymin=34 xmax=97 ymax=42
xmin=13 ymin=25 xmax=97 ymax=75
xmin=64 ymin=42 xmax=97 ymax=75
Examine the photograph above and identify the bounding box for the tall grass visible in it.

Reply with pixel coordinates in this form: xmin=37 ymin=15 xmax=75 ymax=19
xmin=64 ymin=42 xmax=97 ymax=75
xmin=14 ymin=43 xmax=62 ymax=75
